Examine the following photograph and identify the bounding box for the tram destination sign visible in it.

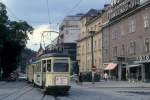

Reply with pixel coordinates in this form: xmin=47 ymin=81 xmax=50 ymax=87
xmin=110 ymin=0 xmax=140 ymax=19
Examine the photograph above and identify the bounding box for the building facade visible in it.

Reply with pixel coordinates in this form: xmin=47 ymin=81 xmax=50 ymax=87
xmin=58 ymin=14 xmax=83 ymax=61
xmin=77 ymin=7 xmax=110 ymax=75
xmin=102 ymin=0 xmax=150 ymax=81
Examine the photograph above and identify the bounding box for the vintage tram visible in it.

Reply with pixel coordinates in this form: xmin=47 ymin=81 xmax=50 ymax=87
xmin=27 ymin=53 xmax=71 ymax=93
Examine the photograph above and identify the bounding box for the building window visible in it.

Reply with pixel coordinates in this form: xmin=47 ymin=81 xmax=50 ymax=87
xmin=143 ymin=15 xmax=149 ymax=28
xmin=113 ymin=46 xmax=118 ymax=57
xmin=121 ymin=44 xmax=125 ymax=56
xmin=98 ymin=22 xmax=101 ymax=27
xmin=129 ymin=41 xmax=136 ymax=55
xmin=82 ymin=45 xmax=84 ymax=55
xmin=81 ymin=20 xmax=84 ymax=27
xmin=99 ymin=58 xmax=101 ymax=67
xmin=99 ymin=39 xmax=101 ymax=50
xmin=95 ymin=59 xmax=96 ymax=65
xmin=112 ymin=31 xmax=119 ymax=40
xmin=87 ymin=60 xmax=89 ymax=67
xmin=128 ymin=19 xmax=135 ymax=33
xmin=94 ymin=25 xmax=97 ymax=30
xmin=94 ymin=40 xmax=96 ymax=51
xmin=87 ymin=29 xmax=90 ymax=33
xmin=121 ymin=24 xmax=124 ymax=36
xmin=87 ymin=42 xmax=90 ymax=53
xmin=145 ymin=38 xmax=150 ymax=53
xmin=91 ymin=27 xmax=93 ymax=31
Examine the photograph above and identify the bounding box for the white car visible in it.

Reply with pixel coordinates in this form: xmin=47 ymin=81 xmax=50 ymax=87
xmin=18 ymin=75 xmax=27 ymax=81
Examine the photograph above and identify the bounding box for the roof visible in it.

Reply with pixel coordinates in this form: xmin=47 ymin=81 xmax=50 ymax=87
xmin=80 ymin=9 xmax=99 ymax=20
xmin=37 ymin=53 xmax=70 ymax=60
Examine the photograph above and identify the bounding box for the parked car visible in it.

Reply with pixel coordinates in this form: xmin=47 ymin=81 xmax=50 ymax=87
xmin=18 ymin=75 xmax=27 ymax=81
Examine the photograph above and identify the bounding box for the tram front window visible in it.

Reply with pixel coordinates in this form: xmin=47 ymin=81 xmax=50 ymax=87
xmin=53 ymin=63 xmax=69 ymax=72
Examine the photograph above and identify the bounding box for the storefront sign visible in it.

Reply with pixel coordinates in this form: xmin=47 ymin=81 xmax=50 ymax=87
xmin=110 ymin=0 xmax=140 ymax=19
xmin=137 ymin=55 xmax=150 ymax=61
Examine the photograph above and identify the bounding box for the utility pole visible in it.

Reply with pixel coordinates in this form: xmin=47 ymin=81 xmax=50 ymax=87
xmin=89 ymin=31 xmax=96 ymax=84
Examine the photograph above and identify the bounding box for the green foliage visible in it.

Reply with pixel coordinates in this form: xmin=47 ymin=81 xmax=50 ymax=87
xmin=0 ymin=2 xmax=34 ymax=79
xmin=20 ymin=48 xmax=36 ymax=73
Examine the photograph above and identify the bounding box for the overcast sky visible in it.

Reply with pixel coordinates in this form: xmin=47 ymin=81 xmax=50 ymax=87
xmin=2 ymin=0 xmax=110 ymax=51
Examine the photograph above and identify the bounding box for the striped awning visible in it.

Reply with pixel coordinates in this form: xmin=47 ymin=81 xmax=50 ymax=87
xmin=104 ymin=63 xmax=117 ymax=70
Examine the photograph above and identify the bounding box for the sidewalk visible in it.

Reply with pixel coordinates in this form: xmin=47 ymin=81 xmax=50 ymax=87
xmin=77 ymin=80 xmax=150 ymax=88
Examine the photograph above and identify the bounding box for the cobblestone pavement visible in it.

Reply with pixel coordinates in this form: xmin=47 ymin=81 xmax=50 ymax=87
xmin=77 ymin=80 xmax=150 ymax=88
xmin=0 ymin=81 xmax=150 ymax=100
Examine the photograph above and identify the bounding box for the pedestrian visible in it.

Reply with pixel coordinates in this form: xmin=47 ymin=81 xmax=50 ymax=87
xmin=104 ymin=72 xmax=108 ymax=81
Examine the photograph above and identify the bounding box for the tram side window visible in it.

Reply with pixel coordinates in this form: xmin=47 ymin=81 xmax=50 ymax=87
xmin=47 ymin=60 xmax=51 ymax=72
xmin=36 ymin=62 xmax=41 ymax=72
xmin=42 ymin=60 xmax=46 ymax=72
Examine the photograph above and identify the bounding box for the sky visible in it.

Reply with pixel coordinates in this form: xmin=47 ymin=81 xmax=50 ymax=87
xmin=2 ymin=0 xmax=110 ymax=51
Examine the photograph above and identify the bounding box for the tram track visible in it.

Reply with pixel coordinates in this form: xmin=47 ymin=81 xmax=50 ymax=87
xmin=67 ymin=96 xmax=76 ymax=100
xmin=13 ymin=87 xmax=34 ymax=100
xmin=0 ymin=85 xmax=33 ymax=100
xmin=40 ymin=94 xmax=46 ymax=100
xmin=53 ymin=96 xmax=76 ymax=100
xmin=54 ymin=96 xmax=61 ymax=100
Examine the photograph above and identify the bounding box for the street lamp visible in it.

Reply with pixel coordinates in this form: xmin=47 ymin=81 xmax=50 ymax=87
xmin=89 ymin=31 xmax=96 ymax=84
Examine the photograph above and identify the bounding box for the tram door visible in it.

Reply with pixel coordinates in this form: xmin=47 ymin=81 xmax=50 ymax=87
xmin=42 ymin=60 xmax=46 ymax=87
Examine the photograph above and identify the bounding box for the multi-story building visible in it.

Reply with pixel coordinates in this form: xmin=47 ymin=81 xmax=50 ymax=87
xmin=77 ymin=6 xmax=110 ymax=75
xmin=102 ymin=0 xmax=150 ymax=81
xmin=58 ymin=14 xmax=83 ymax=61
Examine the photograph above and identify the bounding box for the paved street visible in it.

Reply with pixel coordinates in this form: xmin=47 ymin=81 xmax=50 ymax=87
xmin=0 ymin=81 xmax=150 ymax=100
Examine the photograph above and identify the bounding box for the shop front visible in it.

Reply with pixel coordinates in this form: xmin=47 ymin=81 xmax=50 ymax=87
xmin=127 ymin=64 xmax=142 ymax=82
xmin=104 ymin=63 xmax=118 ymax=80
xmin=134 ymin=55 xmax=150 ymax=82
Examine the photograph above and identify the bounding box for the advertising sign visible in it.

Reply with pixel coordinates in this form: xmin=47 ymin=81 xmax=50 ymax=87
xmin=55 ymin=77 xmax=68 ymax=85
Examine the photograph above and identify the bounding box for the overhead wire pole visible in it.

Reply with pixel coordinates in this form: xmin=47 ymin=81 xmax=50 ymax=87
xmin=46 ymin=0 xmax=52 ymax=43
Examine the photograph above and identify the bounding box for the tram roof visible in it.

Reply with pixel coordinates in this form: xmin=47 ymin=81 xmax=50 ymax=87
xmin=38 ymin=53 xmax=69 ymax=59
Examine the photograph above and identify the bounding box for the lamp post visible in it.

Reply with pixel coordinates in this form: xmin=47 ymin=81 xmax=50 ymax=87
xmin=89 ymin=31 xmax=96 ymax=84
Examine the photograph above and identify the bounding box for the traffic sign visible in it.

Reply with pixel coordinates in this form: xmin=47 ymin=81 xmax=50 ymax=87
xmin=91 ymin=65 xmax=97 ymax=71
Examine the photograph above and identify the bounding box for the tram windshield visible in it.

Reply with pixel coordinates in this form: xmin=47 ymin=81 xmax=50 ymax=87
xmin=53 ymin=59 xmax=69 ymax=72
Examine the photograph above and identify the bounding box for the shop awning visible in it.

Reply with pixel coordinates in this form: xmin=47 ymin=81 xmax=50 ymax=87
xmin=104 ymin=63 xmax=117 ymax=70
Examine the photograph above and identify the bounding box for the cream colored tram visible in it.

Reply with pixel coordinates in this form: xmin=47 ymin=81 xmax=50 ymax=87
xmin=26 ymin=62 xmax=36 ymax=83
xmin=34 ymin=53 xmax=71 ymax=92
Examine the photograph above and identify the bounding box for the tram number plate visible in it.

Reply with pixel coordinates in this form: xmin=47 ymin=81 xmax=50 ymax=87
xmin=55 ymin=77 xmax=67 ymax=85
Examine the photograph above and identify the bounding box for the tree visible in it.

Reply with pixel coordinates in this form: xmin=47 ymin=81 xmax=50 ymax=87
xmin=0 ymin=3 xmax=9 ymax=79
xmin=0 ymin=2 xmax=34 ymax=79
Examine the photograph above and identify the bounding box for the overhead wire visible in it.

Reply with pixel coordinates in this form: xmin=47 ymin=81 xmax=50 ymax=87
xmin=67 ymin=0 xmax=83 ymax=15
xmin=56 ymin=0 xmax=83 ymax=26
xmin=46 ymin=0 xmax=52 ymax=47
